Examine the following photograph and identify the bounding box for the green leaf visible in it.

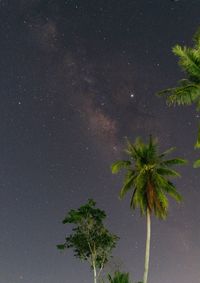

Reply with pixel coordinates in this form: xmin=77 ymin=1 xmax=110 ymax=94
xmin=159 ymin=147 xmax=176 ymax=158
xmin=108 ymin=271 xmax=131 ymax=283
xmin=194 ymin=126 xmax=200 ymax=148
xmin=161 ymin=158 xmax=187 ymax=166
xmin=119 ymin=172 xmax=135 ymax=199
xmin=157 ymin=167 xmax=181 ymax=177
xmin=193 ymin=158 xmax=200 ymax=168
xmin=111 ymin=160 xmax=131 ymax=174
xmin=57 ymin=244 xmax=66 ymax=250
xmin=162 ymin=180 xmax=182 ymax=202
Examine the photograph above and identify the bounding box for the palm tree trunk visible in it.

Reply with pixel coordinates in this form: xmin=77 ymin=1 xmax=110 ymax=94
xmin=143 ymin=208 xmax=151 ymax=283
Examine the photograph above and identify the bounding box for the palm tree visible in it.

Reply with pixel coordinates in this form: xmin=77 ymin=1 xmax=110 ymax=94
xmin=157 ymin=27 xmax=200 ymax=164
xmin=158 ymin=28 xmax=200 ymax=110
xmin=111 ymin=136 xmax=186 ymax=283
xmin=108 ymin=271 xmax=131 ymax=283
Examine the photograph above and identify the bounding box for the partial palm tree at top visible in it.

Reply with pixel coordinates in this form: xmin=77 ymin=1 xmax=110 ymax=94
xmin=157 ymin=27 xmax=200 ymax=164
xmin=157 ymin=28 xmax=200 ymax=110
xmin=111 ymin=136 xmax=186 ymax=283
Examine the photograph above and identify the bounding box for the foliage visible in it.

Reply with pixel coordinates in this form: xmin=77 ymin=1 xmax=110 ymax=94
xmin=157 ymin=27 xmax=200 ymax=110
xmin=57 ymin=199 xmax=119 ymax=282
xmin=111 ymin=136 xmax=186 ymax=283
xmin=157 ymin=27 xmax=200 ymax=167
xmin=107 ymin=271 xmax=132 ymax=283
xmin=111 ymin=136 xmax=186 ymax=219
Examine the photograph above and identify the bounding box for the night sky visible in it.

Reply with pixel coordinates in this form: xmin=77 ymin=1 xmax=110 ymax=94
xmin=1 ymin=1 xmax=200 ymax=283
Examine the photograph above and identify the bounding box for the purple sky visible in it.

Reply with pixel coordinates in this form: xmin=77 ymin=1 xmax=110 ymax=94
xmin=0 ymin=1 xmax=200 ymax=282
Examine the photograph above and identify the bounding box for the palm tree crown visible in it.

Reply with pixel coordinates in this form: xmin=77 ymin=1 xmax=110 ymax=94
xmin=158 ymin=28 xmax=200 ymax=110
xmin=111 ymin=136 xmax=186 ymax=219
xmin=108 ymin=271 xmax=131 ymax=283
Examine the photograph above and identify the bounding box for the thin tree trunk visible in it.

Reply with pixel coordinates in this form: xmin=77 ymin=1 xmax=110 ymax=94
xmin=93 ymin=262 xmax=97 ymax=283
xmin=143 ymin=208 xmax=151 ymax=283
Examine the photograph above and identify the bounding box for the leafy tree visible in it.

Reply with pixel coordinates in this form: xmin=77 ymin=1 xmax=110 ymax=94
xmin=111 ymin=136 xmax=186 ymax=283
xmin=108 ymin=271 xmax=132 ymax=283
xmin=57 ymin=199 xmax=119 ymax=283
xmin=158 ymin=28 xmax=200 ymax=110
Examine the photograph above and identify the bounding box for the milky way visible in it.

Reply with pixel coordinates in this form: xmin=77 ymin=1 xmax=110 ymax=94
xmin=0 ymin=1 xmax=200 ymax=283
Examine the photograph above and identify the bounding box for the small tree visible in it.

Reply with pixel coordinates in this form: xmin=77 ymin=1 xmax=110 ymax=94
xmin=57 ymin=199 xmax=119 ymax=283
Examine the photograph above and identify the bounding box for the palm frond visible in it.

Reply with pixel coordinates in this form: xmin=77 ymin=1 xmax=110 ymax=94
xmin=135 ymin=171 xmax=147 ymax=191
xmin=162 ymin=180 xmax=182 ymax=202
xmin=193 ymin=27 xmax=200 ymax=48
xmin=154 ymin=174 xmax=182 ymax=203
xmin=157 ymin=167 xmax=181 ymax=177
xmin=146 ymin=135 xmax=157 ymax=162
xmin=158 ymin=147 xmax=176 ymax=158
xmin=120 ymin=171 xmax=135 ymax=199
xmin=111 ymin=160 xmax=131 ymax=174
xmin=108 ymin=271 xmax=131 ymax=283
xmin=159 ymin=83 xmax=200 ymax=108
xmin=139 ymin=193 xmax=148 ymax=216
xmin=194 ymin=125 xmax=200 ymax=148
xmin=173 ymin=45 xmax=200 ymax=81
xmin=130 ymin=188 xmax=138 ymax=210
xmin=153 ymin=188 xmax=168 ymax=219
xmin=161 ymin=158 xmax=187 ymax=166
